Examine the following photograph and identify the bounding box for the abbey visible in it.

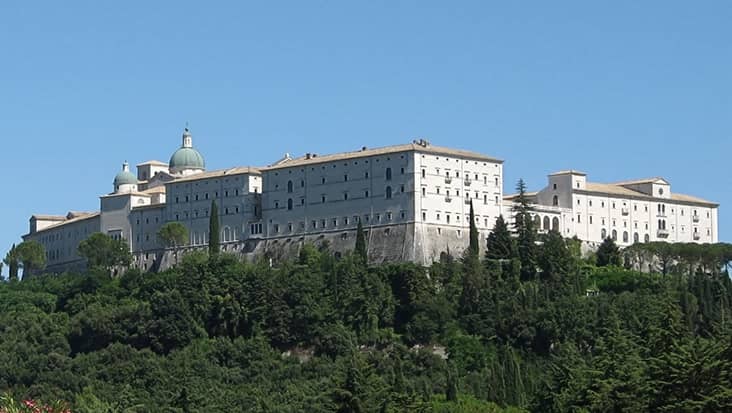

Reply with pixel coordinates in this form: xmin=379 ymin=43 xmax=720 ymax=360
xmin=22 ymin=128 xmax=719 ymax=273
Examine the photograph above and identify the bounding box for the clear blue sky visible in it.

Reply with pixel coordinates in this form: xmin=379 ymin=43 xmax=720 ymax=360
xmin=1 ymin=1 xmax=730 ymax=275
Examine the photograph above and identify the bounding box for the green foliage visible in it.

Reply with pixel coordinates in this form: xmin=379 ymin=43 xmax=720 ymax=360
xmin=485 ymin=215 xmax=515 ymax=260
xmin=355 ymin=221 xmax=367 ymax=265
xmin=208 ymin=200 xmax=220 ymax=257
xmin=14 ymin=241 xmax=47 ymax=277
xmin=4 ymin=244 xmax=20 ymax=281
xmin=77 ymin=233 xmax=132 ymax=273
xmin=157 ymin=222 xmax=189 ymax=250
xmin=467 ymin=201 xmax=479 ymax=258
xmin=596 ymin=237 xmax=621 ymax=267
xmin=512 ymin=179 xmax=537 ymax=280
xmin=0 ymin=239 xmax=731 ymax=411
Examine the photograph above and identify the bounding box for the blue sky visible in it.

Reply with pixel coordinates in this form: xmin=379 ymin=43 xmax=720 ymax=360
xmin=1 ymin=1 xmax=730 ymax=275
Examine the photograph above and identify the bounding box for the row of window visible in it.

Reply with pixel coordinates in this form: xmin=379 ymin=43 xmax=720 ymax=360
xmin=271 ymin=211 xmax=405 ymax=234
xmin=174 ymin=189 xmax=243 ymax=204
xmin=421 ymin=169 xmax=499 ymax=187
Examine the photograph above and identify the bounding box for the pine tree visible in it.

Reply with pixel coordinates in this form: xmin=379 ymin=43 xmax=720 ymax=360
xmin=355 ymin=220 xmax=367 ymax=265
xmin=485 ymin=215 xmax=515 ymax=260
xmin=512 ymin=179 xmax=537 ymax=280
xmin=538 ymin=230 xmax=572 ymax=283
xmin=468 ymin=200 xmax=479 ymax=257
xmin=208 ymin=200 xmax=220 ymax=258
xmin=596 ymin=237 xmax=621 ymax=267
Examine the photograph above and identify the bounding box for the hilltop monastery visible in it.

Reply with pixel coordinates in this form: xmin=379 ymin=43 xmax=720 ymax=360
xmin=23 ymin=128 xmax=719 ymax=273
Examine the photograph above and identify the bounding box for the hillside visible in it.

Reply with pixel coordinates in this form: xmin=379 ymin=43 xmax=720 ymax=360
xmin=1 ymin=237 xmax=732 ymax=412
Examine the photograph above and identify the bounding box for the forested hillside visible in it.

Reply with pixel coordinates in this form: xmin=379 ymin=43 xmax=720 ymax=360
xmin=2 ymin=222 xmax=732 ymax=411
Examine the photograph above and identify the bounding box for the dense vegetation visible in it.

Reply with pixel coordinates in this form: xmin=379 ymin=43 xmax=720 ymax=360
xmin=2 ymin=198 xmax=732 ymax=411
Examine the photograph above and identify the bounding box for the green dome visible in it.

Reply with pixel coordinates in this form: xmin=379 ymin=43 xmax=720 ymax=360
xmin=114 ymin=168 xmax=137 ymax=186
xmin=169 ymin=147 xmax=205 ymax=170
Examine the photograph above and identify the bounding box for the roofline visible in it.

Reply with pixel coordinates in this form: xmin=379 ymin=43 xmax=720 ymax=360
xmin=136 ymin=160 xmax=168 ymax=167
xmin=25 ymin=212 xmax=101 ymax=236
xmin=611 ymin=177 xmax=669 ymax=186
xmin=548 ymin=170 xmax=587 ymax=177
xmin=573 ymin=188 xmax=719 ymax=207
xmin=170 ymin=166 xmax=262 ymax=183
xmin=262 ymin=143 xmax=503 ymax=171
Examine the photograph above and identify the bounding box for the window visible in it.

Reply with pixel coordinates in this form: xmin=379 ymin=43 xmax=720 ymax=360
xmin=344 ymin=174 xmax=348 ymax=182
xmin=386 ymin=186 xmax=392 ymax=199
xmin=274 ymin=201 xmax=279 ymax=209
xmin=601 ymin=228 xmax=607 ymax=239
xmin=365 ymin=171 xmax=369 ymax=179
xmin=385 ymin=167 xmax=392 ymax=180
xmin=400 ymin=167 xmax=404 ymax=175
xmin=553 ymin=183 xmax=557 ymax=190
xmin=343 ymin=193 xmax=349 ymax=201
xmin=365 ymin=190 xmax=370 ymax=198
xmin=611 ymin=229 xmax=617 ymax=240
xmin=552 ymin=195 xmax=558 ymax=206
xmin=589 ymin=216 xmax=593 ymax=224
xmin=422 ymin=169 xmax=426 ymax=178
xmin=322 ymin=195 xmax=326 ymax=203
xmin=321 ymin=177 xmax=326 ymax=184
xmin=422 ymin=212 xmax=426 ymax=220
xmin=483 ymin=194 xmax=487 ymax=205
xmin=401 ymin=185 xmax=405 ymax=193
xmin=287 ymin=181 xmax=293 ymax=193
xmin=287 ymin=198 xmax=293 ymax=210
xmin=422 ymin=187 xmax=426 ymax=196
xmin=623 ymin=231 xmax=629 ymax=243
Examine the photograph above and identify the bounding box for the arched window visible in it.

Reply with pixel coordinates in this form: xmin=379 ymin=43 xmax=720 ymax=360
xmin=601 ymin=228 xmax=607 ymax=239
xmin=644 ymin=234 xmax=650 ymax=243
xmin=533 ymin=215 xmax=541 ymax=227
xmin=385 ymin=167 xmax=392 ymax=181
xmin=633 ymin=232 xmax=639 ymax=243
xmin=552 ymin=195 xmax=559 ymax=206
xmin=287 ymin=198 xmax=293 ymax=210
xmin=611 ymin=229 xmax=617 ymax=240
xmin=287 ymin=180 xmax=293 ymax=193
xmin=552 ymin=217 xmax=559 ymax=231
xmin=385 ymin=186 xmax=392 ymax=199
xmin=622 ymin=231 xmax=629 ymax=243
xmin=543 ymin=216 xmax=550 ymax=230
xmin=223 ymin=227 xmax=231 ymax=242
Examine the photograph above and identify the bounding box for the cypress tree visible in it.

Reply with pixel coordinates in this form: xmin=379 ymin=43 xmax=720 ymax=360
xmin=355 ymin=220 xmax=367 ymax=264
xmin=209 ymin=200 xmax=220 ymax=257
xmin=512 ymin=179 xmax=537 ymax=280
xmin=468 ymin=200 xmax=479 ymax=257
xmin=3 ymin=244 xmax=19 ymax=281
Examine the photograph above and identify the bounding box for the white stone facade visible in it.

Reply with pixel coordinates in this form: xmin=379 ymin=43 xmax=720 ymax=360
xmin=504 ymin=171 xmax=719 ymax=249
xmin=20 ymin=130 xmax=720 ymax=274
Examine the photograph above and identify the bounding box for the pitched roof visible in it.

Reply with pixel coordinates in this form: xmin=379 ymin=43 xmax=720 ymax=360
xmin=30 ymin=214 xmax=66 ymax=221
xmin=612 ymin=177 xmax=669 ymax=186
xmin=172 ymin=166 xmax=261 ymax=183
xmin=28 ymin=212 xmax=100 ymax=234
xmin=262 ymin=142 xmax=503 ymax=170
xmin=579 ymin=182 xmax=717 ymax=206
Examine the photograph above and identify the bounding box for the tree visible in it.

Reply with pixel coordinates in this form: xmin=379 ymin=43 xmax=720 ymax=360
xmin=158 ymin=222 xmax=189 ymax=266
xmin=78 ymin=232 xmax=132 ymax=273
xmin=467 ymin=201 xmax=479 ymax=258
xmin=208 ymin=200 xmax=220 ymax=258
xmin=538 ymin=230 xmax=572 ymax=283
xmin=596 ymin=237 xmax=621 ymax=267
xmin=15 ymin=240 xmax=47 ymax=277
xmin=3 ymin=244 xmax=19 ymax=281
xmin=485 ymin=215 xmax=515 ymax=260
xmin=355 ymin=220 xmax=367 ymax=264
xmin=512 ymin=179 xmax=537 ymax=280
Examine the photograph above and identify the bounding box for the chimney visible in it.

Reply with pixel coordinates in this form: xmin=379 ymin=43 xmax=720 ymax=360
xmin=305 ymin=153 xmax=311 ymax=159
